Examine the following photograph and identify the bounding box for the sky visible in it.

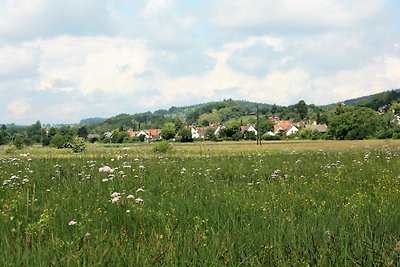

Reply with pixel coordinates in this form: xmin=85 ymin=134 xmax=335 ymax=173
xmin=1 ymin=0 xmax=400 ymax=125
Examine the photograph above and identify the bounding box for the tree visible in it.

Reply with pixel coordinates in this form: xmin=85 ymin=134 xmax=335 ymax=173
xmin=174 ymin=118 xmax=183 ymax=132
xmin=328 ymin=106 xmax=384 ymax=140
xmin=0 ymin=127 xmax=10 ymax=145
xmin=71 ymin=137 xmax=86 ymax=153
xmin=161 ymin=122 xmax=176 ymax=140
xmin=258 ymin=117 xmax=274 ymax=136
xmin=50 ymin=134 xmax=69 ymax=148
xmin=179 ymin=128 xmax=193 ymax=142
xmin=222 ymin=121 xmax=242 ymax=140
xmin=205 ymin=128 xmax=216 ymax=140
xmin=296 ymin=100 xmax=308 ymax=120
xmin=27 ymin=121 xmax=42 ymax=144
xmin=77 ymin=126 xmax=89 ymax=139
xmin=13 ymin=135 xmax=25 ymax=150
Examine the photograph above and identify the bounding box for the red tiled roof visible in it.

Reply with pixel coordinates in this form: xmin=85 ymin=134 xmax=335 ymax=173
xmin=274 ymin=121 xmax=293 ymax=132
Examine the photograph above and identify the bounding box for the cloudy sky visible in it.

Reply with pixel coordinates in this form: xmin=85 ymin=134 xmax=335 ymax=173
xmin=1 ymin=0 xmax=400 ymax=124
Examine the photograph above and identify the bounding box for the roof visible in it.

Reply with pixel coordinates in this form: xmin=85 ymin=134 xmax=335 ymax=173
xmin=240 ymin=124 xmax=256 ymax=133
xmin=274 ymin=120 xmax=293 ymax=132
xmin=305 ymin=124 xmax=328 ymax=133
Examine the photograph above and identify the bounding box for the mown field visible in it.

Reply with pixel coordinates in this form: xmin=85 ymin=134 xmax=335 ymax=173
xmin=1 ymin=140 xmax=400 ymax=266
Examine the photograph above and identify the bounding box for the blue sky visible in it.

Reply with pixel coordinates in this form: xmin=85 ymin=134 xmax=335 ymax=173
xmin=0 ymin=0 xmax=400 ymax=124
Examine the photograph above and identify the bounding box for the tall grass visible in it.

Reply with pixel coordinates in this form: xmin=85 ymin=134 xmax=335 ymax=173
xmin=0 ymin=143 xmax=400 ymax=265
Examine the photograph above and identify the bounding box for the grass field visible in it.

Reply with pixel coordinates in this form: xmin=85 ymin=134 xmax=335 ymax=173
xmin=1 ymin=140 xmax=400 ymax=265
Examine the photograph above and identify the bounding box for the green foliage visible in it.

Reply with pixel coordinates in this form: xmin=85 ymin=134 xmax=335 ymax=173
xmin=50 ymin=134 xmax=70 ymax=149
xmin=112 ymin=131 xmax=129 ymax=143
xmin=178 ymin=128 xmax=193 ymax=143
xmin=296 ymin=100 xmax=308 ymax=120
xmin=328 ymin=105 xmax=385 ymax=140
xmin=1 ymin=144 xmax=400 ymax=265
xmin=71 ymin=136 xmax=86 ymax=153
xmin=13 ymin=135 xmax=25 ymax=150
xmin=161 ymin=122 xmax=176 ymax=140
xmin=77 ymin=126 xmax=89 ymax=139
xmin=205 ymin=128 xmax=216 ymax=140
xmin=0 ymin=126 xmax=10 ymax=145
xmin=298 ymin=128 xmax=322 ymax=140
xmin=152 ymin=140 xmax=172 ymax=153
xmin=26 ymin=121 xmax=42 ymax=144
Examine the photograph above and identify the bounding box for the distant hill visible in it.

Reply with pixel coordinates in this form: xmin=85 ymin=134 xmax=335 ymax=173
xmin=91 ymin=99 xmax=280 ymax=130
xmin=80 ymin=117 xmax=107 ymax=125
xmin=343 ymin=89 xmax=400 ymax=109
xmin=77 ymin=88 xmax=400 ymax=130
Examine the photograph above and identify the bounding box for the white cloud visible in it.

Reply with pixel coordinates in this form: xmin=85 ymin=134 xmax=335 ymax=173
xmin=0 ymin=0 xmax=399 ymax=124
xmin=0 ymin=44 xmax=40 ymax=79
xmin=211 ymin=0 xmax=387 ymax=33
xmin=7 ymin=98 xmax=30 ymax=119
xmin=35 ymin=36 xmax=152 ymax=94
xmin=0 ymin=0 xmax=116 ymax=40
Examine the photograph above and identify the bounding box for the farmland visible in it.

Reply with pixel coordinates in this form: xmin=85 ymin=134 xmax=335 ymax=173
xmin=1 ymin=140 xmax=400 ymax=266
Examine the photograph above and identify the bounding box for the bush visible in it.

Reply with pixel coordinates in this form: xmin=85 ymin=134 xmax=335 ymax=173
xmin=153 ymin=140 xmax=172 ymax=153
xmin=71 ymin=137 xmax=86 ymax=153
xmin=13 ymin=135 xmax=25 ymax=150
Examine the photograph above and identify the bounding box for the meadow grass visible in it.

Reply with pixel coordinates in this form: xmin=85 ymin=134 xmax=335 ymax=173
xmin=1 ymin=140 xmax=400 ymax=266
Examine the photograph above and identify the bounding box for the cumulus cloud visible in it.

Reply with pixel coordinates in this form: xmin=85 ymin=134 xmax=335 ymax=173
xmin=7 ymin=98 xmax=30 ymax=120
xmin=211 ymin=0 xmax=388 ymax=34
xmin=0 ymin=0 xmax=116 ymax=40
xmin=0 ymin=0 xmax=400 ymax=124
xmin=0 ymin=44 xmax=40 ymax=79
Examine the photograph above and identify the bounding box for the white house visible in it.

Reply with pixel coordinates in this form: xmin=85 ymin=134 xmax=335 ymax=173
xmin=286 ymin=126 xmax=299 ymax=136
xmin=191 ymin=127 xmax=200 ymax=139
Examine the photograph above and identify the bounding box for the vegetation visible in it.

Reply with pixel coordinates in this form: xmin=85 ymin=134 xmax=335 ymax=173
xmin=0 ymin=141 xmax=400 ymax=265
xmin=1 ymin=89 xmax=400 ymax=148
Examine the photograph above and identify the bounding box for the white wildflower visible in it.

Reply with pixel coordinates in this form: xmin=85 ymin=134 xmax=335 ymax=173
xmin=135 ymin=198 xmax=144 ymax=204
xmin=68 ymin=220 xmax=77 ymax=226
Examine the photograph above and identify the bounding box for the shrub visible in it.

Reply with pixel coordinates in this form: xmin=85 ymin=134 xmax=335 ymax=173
xmin=13 ymin=135 xmax=25 ymax=150
xmin=71 ymin=137 xmax=86 ymax=153
xmin=153 ymin=140 xmax=172 ymax=153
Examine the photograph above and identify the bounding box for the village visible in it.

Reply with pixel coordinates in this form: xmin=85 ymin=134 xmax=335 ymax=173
xmin=124 ymin=116 xmax=328 ymax=142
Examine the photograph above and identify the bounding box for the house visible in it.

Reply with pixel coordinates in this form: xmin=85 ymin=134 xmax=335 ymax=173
xmin=104 ymin=132 xmax=113 ymax=138
xmin=286 ymin=125 xmax=299 ymax=136
xmin=191 ymin=126 xmax=218 ymax=139
xmin=191 ymin=127 xmax=200 ymax=139
xmin=305 ymin=122 xmax=328 ymax=133
xmin=240 ymin=124 xmax=257 ymax=135
xmin=129 ymin=129 xmax=162 ymax=140
xmin=214 ymin=125 xmax=225 ymax=136
xmin=240 ymin=124 xmax=257 ymax=139
xmin=274 ymin=120 xmax=298 ymax=136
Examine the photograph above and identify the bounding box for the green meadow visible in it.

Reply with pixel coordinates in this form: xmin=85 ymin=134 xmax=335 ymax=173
xmin=1 ymin=140 xmax=400 ymax=266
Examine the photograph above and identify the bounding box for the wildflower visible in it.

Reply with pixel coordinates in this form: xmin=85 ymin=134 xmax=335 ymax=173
xmin=139 ymin=165 xmax=145 ymax=170
xmin=295 ymin=159 xmax=301 ymax=166
xmin=126 ymin=210 xmax=130 ymax=213
xmin=127 ymin=194 xmax=135 ymax=199
xmin=111 ymin=197 xmax=120 ymax=203
xmin=111 ymin=192 xmax=121 ymax=198
xmin=99 ymin=166 xmax=114 ymax=173
xmin=135 ymin=198 xmax=144 ymax=204
xmin=102 ymin=178 xmax=109 ymax=182
xmin=68 ymin=220 xmax=77 ymax=226
xmin=395 ymin=241 xmax=400 ymax=253
xmin=136 ymin=188 xmax=145 ymax=193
